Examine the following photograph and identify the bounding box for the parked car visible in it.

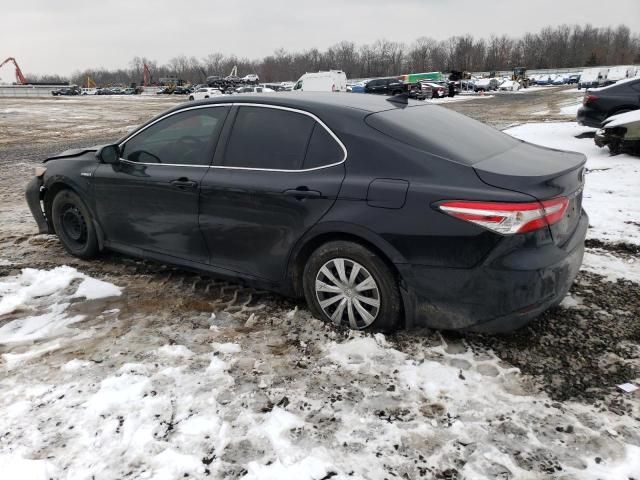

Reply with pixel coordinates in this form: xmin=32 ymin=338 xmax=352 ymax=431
xmin=420 ymin=81 xmax=446 ymax=98
xmin=567 ymin=74 xmax=581 ymax=85
xmin=552 ymin=75 xmax=567 ymax=85
xmin=96 ymin=88 xmax=114 ymax=95
xmin=51 ymin=86 xmax=80 ymax=96
xmin=172 ymin=86 xmax=191 ymax=95
xmin=123 ymin=88 xmax=137 ymax=95
xmin=577 ymin=77 xmax=640 ymax=128
xmin=235 ymin=86 xmax=276 ymax=94
xmin=81 ymin=88 xmax=97 ymax=95
xmin=26 ymin=93 xmax=587 ymax=333
xmin=293 ymin=71 xmax=348 ymax=92
xmin=534 ymin=75 xmax=552 ymax=86
xmin=473 ymin=78 xmax=499 ymax=92
xmin=242 ymin=74 xmax=259 ymax=84
xmin=363 ymin=77 xmax=405 ymax=95
xmin=594 ymin=109 xmax=640 ymax=156
xmin=189 ymin=87 xmax=223 ymax=101
xmin=498 ymin=80 xmax=520 ymax=91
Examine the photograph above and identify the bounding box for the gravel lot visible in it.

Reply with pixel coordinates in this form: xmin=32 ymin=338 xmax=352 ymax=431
xmin=1 ymin=90 xmax=638 ymax=479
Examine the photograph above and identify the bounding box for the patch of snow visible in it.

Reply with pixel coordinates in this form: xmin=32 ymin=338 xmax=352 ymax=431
xmin=0 ymin=454 xmax=58 ymax=480
xmin=2 ymin=340 xmax=63 ymax=370
xmin=560 ymin=103 xmax=581 ymax=116
xmin=61 ymin=358 xmax=92 ymax=372
xmin=0 ymin=303 xmax=85 ymax=344
xmin=0 ymin=266 xmax=81 ymax=316
xmin=211 ymin=342 xmax=241 ymax=354
xmin=0 ymin=267 xmax=122 ymax=345
xmin=582 ymin=249 xmax=640 ymax=283
xmin=73 ymin=276 xmax=122 ymax=300
xmin=156 ymin=344 xmax=194 ymax=358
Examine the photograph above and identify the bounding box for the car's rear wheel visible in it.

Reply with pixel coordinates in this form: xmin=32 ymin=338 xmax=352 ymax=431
xmin=188 ymin=96 xmax=194 ymax=101
xmin=303 ymin=241 xmax=401 ymax=332
xmin=51 ymin=189 xmax=99 ymax=259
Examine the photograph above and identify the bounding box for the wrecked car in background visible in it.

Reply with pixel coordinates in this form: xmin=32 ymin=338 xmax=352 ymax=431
xmin=595 ymin=109 xmax=640 ymax=156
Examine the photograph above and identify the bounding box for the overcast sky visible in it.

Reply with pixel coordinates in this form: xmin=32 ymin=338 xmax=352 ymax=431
xmin=2 ymin=0 xmax=639 ymax=77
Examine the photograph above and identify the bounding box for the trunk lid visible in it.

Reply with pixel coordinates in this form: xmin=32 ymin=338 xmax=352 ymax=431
xmin=473 ymin=141 xmax=586 ymax=246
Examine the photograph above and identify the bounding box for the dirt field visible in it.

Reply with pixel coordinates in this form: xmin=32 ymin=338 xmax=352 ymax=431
xmin=1 ymin=89 xmax=639 ymax=479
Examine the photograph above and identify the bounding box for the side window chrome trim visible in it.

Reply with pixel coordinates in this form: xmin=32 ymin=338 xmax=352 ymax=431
xmin=117 ymin=102 xmax=348 ymax=172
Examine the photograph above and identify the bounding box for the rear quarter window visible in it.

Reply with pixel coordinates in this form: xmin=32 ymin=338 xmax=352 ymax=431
xmin=303 ymin=124 xmax=345 ymax=169
xmin=365 ymin=105 xmax=520 ymax=165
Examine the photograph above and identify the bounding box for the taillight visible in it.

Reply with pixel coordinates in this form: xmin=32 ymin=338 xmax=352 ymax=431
xmin=583 ymin=94 xmax=598 ymax=106
xmin=437 ymin=197 xmax=569 ymax=235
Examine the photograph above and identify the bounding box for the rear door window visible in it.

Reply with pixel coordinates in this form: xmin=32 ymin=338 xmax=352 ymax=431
xmin=224 ymin=106 xmax=315 ymax=170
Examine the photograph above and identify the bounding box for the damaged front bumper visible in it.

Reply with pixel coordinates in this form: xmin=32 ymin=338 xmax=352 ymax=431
xmin=25 ymin=176 xmax=51 ymax=234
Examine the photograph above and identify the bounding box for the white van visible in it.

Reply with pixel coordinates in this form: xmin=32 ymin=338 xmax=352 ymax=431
xmin=293 ymin=70 xmax=347 ymax=92
xmin=81 ymin=88 xmax=97 ymax=95
xmin=578 ymin=68 xmax=608 ymax=89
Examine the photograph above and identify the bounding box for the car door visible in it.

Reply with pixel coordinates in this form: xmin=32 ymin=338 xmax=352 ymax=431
xmin=199 ymin=104 xmax=346 ymax=281
xmin=93 ymin=105 xmax=230 ymax=264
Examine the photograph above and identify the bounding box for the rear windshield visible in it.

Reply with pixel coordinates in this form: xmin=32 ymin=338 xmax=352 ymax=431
xmin=365 ymin=105 xmax=520 ymax=165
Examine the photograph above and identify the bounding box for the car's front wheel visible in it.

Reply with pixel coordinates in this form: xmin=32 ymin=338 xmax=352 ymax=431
xmin=303 ymin=241 xmax=401 ymax=332
xmin=188 ymin=96 xmax=194 ymax=101
xmin=51 ymin=189 xmax=99 ymax=259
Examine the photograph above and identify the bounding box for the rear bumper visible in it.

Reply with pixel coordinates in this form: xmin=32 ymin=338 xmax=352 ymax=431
xmin=577 ymin=106 xmax=605 ymax=128
xmin=398 ymin=211 xmax=588 ymax=333
xmin=25 ymin=176 xmax=51 ymax=234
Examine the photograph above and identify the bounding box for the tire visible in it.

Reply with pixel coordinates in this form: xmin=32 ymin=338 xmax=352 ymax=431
xmin=51 ymin=189 xmax=99 ymax=259
xmin=188 ymin=96 xmax=194 ymax=101
xmin=302 ymin=241 xmax=401 ymax=332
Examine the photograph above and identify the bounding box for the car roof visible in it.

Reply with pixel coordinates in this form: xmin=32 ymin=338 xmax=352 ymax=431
xmin=175 ymin=92 xmax=420 ymax=114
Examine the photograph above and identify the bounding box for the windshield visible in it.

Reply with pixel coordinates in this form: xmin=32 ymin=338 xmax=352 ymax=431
xmin=365 ymin=105 xmax=521 ymax=165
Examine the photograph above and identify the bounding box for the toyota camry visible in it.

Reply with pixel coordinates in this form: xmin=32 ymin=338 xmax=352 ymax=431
xmin=26 ymin=93 xmax=587 ymax=333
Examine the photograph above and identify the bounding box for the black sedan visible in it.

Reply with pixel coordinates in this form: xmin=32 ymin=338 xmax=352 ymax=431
xmin=577 ymin=78 xmax=640 ymax=128
xmin=26 ymin=93 xmax=587 ymax=333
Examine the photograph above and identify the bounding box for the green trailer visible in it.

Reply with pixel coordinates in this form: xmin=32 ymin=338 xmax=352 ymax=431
xmin=399 ymin=72 xmax=444 ymax=84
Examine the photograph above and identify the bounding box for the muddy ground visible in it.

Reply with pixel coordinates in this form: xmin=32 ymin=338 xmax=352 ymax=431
xmin=1 ymin=89 xmax=638 ymax=478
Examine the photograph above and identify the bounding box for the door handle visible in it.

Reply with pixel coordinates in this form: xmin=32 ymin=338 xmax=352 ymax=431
xmin=171 ymin=178 xmax=198 ymax=190
xmin=283 ymin=188 xmax=322 ymax=199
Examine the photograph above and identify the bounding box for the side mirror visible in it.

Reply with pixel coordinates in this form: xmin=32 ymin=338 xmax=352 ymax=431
xmin=97 ymin=144 xmax=120 ymax=164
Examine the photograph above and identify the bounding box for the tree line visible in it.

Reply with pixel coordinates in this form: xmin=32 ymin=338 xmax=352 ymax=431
xmin=25 ymin=24 xmax=640 ymax=86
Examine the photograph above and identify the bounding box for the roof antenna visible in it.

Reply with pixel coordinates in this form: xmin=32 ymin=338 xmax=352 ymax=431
xmin=386 ymin=92 xmax=409 ymax=106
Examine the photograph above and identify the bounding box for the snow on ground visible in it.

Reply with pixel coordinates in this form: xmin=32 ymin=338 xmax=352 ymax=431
xmin=559 ymin=103 xmax=581 ymax=116
xmin=582 ymin=249 xmax=640 ymax=283
xmin=0 ymin=269 xmax=639 ymax=479
xmin=505 ymin=122 xmax=640 ymax=247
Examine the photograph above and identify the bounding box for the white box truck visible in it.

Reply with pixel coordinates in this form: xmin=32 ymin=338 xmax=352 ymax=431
xmin=293 ymin=70 xmax=347 ymax=92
